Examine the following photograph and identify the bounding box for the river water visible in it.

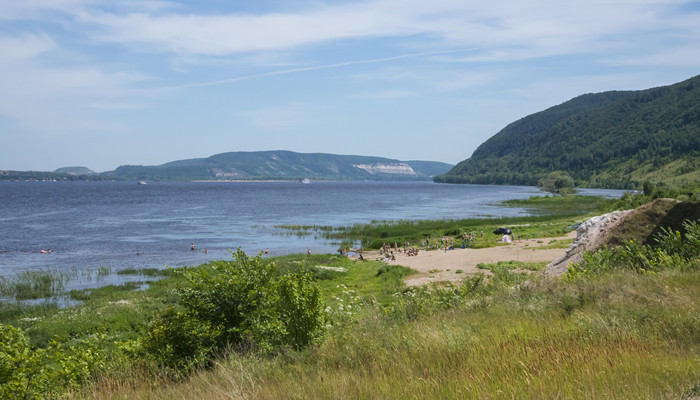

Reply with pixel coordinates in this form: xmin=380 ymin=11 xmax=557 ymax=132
xmin=0 ymin=180 xmax=623 ymax=277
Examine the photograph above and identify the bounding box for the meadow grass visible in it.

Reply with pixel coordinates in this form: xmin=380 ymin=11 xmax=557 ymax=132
xmin=267 ymin=253 xmax=413 ymax=306
xmin=274 ymin=193 xmax=605 ymax=251
xmin=81 ymin=269 xmax=700 ymax=399
xmin=1 ymin=254 xmax=411 ymax=352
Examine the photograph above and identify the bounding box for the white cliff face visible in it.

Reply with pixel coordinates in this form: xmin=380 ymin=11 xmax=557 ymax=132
xmin=212 ymin=168 xmax=245 ymax=178
xmin=352 ymin=163 xmax=417 ymax=175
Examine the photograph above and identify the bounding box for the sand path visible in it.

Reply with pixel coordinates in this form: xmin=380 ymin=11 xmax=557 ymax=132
xmin=358 ymin=231 xmax=577 ymax=286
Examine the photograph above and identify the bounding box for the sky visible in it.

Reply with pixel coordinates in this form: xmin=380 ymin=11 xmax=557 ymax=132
xmin=1 ymin=0 xmax=699 ymax=172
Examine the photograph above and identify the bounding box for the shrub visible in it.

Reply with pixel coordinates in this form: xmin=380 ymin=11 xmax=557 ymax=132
xmin=0 ymin=324 xmax=106 ymax=398
xmin=567 ymin=219 xmax=700 ymax=279
xmin=276 ymin=271 xmax=325 ymax=349
xmin=655 ymin=220 xmax=700 ymax=260
xmin=143 ymin=249 xmax=326 ymax=371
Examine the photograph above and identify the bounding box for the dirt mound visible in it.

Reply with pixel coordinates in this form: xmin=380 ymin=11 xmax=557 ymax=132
xmin=544 ymin=198 xmax=699 ymax=276
xmin=544 ymin=209 xmax=634 ymax=276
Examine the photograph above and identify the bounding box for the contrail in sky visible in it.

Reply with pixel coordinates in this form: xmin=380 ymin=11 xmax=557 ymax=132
xmin=161 ymin=48 xmax=480 ymax=90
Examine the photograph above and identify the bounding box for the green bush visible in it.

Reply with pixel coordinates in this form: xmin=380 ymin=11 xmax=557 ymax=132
xmin=276 ymin=271 xmax=325 ymax=349
xmin=0 ymin=324 xmax=106 ymax=399
xmin=143 ymin=249 xmax=326 ymax=371
xmin=142 ymin=307 xmax=221 ymax=371
xmin=567 ymin=219 xmax=700 ymax=280
xmin=537 ymin=171 xmax=576 ymax=194
xmin=655 ymin=220 xmax=700 ymax=260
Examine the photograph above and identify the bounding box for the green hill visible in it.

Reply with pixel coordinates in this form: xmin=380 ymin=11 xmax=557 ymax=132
xmin=435 ymin=75 xmax=700 ymax=189
xmin=54 ymin=166 xmax=95 ymax=175
xmin=106 ymin=150 xmax=453 ymax=181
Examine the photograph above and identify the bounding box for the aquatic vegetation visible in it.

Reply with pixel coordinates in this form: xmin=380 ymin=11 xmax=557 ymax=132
xmin=0 ymin=270 xmax=72 ymax=300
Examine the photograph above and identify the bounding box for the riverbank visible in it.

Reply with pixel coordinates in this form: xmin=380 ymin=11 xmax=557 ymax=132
xmin=360 ymin=231 xmax=577 ymax=286
xmin=3 ymin=195 xmax=700 ymax=399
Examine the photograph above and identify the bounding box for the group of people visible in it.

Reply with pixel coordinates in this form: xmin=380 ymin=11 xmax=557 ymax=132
xmin=375 ymin=241 xmax=422 ymax=259
xmin=185 ymin=227 xmax=518 ymax=263
xmin=404 ymin=248 xmax=420 ymax=256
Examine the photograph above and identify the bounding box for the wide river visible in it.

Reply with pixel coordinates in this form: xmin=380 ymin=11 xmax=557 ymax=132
xmin=0 ymin=181 xmax=623 ymax=277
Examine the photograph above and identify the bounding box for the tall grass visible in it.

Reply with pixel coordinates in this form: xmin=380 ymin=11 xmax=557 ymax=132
xmin=0 ymin=270 xmax=73 ymax=299
xmin=277 ymin=212 xmax=586 ymax=250
xmin=82 ymin=269 xmax=700 ymax=399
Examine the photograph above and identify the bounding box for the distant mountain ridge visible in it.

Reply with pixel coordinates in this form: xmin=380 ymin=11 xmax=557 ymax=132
xmin=54 ymin=167 xmax=96 ymax=175
xmin=435 ymin=75 xmax=700 ymax=189
xmin=106 ymin=151 xmax=453 ymax=181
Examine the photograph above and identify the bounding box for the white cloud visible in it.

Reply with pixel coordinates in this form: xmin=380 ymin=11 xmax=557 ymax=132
xmin=0 ymin=32 xmax=147 ymax=141
xmin=1 ymin=0 xmax=698 ymax=169
xmin=6 ymin=0 xmax=698 ymax=66
xmin=0 ymin=34 xmax=55 ymax=64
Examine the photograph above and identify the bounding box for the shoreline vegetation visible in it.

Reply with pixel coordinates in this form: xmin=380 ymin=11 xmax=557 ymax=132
xmin=2 ymin=188 xmax=700 ymax=399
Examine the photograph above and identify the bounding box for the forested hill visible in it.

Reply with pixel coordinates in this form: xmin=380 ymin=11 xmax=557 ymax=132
xmin=434 ymin=74 xmax=700 ymax=189
xmin=106 ymin=151 xmax=453 ymax=181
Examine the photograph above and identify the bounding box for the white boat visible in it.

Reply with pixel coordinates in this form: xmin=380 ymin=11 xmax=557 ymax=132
xmin=137 ymin=180 xmax=147 ymax=185
xmin=299 ymin=178 xmax=311 ymax=184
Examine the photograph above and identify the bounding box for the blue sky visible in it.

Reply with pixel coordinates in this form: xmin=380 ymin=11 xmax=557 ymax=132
xmin=1 ymin=0 xmax=699 ymax=172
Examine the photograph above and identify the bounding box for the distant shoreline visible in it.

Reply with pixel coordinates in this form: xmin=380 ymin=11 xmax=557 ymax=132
xmin=190 ymin=179 xmax=335 ymax=183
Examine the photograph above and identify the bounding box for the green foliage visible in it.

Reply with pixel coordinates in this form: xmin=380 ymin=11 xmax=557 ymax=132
xmin=0 ymin=270 xmax=68 ymax=300
xmin=276 ymin=271 xmax=326 ymax=349
xmin=143 ymin=307 xmax=221 ymax=372
xmin=655 ymin=220 xmax=700 ymax=260
xmin=601 ymin=183 xmax=700 ymax=212
xmin=280 ymin=209 xmax=594 ymax=252
xmin=537 ymin=171 xmax=576 ymax=194
xmin=0 ymin=324 xmax=106 ymax=399
xmin=143 ymin=249 xmax=326 ymax=371
xmin=436 ymin=75 xmax=700 ymax=188
xmin=567 ymin=219 xmax=700 ymax=280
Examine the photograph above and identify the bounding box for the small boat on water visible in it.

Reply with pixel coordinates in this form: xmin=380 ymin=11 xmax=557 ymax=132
xmin=137 ymin=180 xmax=147 ymax=185
xmin=299 ymin=178 xmax=311 ymax=184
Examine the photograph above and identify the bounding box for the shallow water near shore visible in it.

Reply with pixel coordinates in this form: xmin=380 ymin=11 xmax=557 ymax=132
xmin=0 ymin=181 xmax=623 ymax=286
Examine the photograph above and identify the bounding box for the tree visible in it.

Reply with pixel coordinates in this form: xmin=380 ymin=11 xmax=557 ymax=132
xmin=537 ymin=171 xmax=576 ymax=194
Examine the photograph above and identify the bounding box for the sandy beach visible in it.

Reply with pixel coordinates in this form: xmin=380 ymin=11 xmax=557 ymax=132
xmin=358 ymin=231 xmax=577 ymax=286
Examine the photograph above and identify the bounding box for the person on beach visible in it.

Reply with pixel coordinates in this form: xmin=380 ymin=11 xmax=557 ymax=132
xmin=307 ymin=248 xmax=311 ymax=255
xmin=265 ymin=248 xmax=269 ymax=254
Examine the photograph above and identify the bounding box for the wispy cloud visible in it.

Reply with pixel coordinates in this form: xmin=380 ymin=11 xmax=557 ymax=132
xmin=159 ymin=48 xmax=479 ymax=90
xmin=59 ymin=0 xmax=696 ymax=60
xmin=1 ymin=0 xmax=698 ymax=170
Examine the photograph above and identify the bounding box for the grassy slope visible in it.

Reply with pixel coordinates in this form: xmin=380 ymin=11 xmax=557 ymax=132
xmin=86 ymin=270 xmax=700 ymax=399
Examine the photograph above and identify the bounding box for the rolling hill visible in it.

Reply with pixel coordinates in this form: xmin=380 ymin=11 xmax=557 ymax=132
xmin=105 ymin=151 xmax=453 ymax=181
xmin=435 ymin=74 xmax=700 ymax=189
